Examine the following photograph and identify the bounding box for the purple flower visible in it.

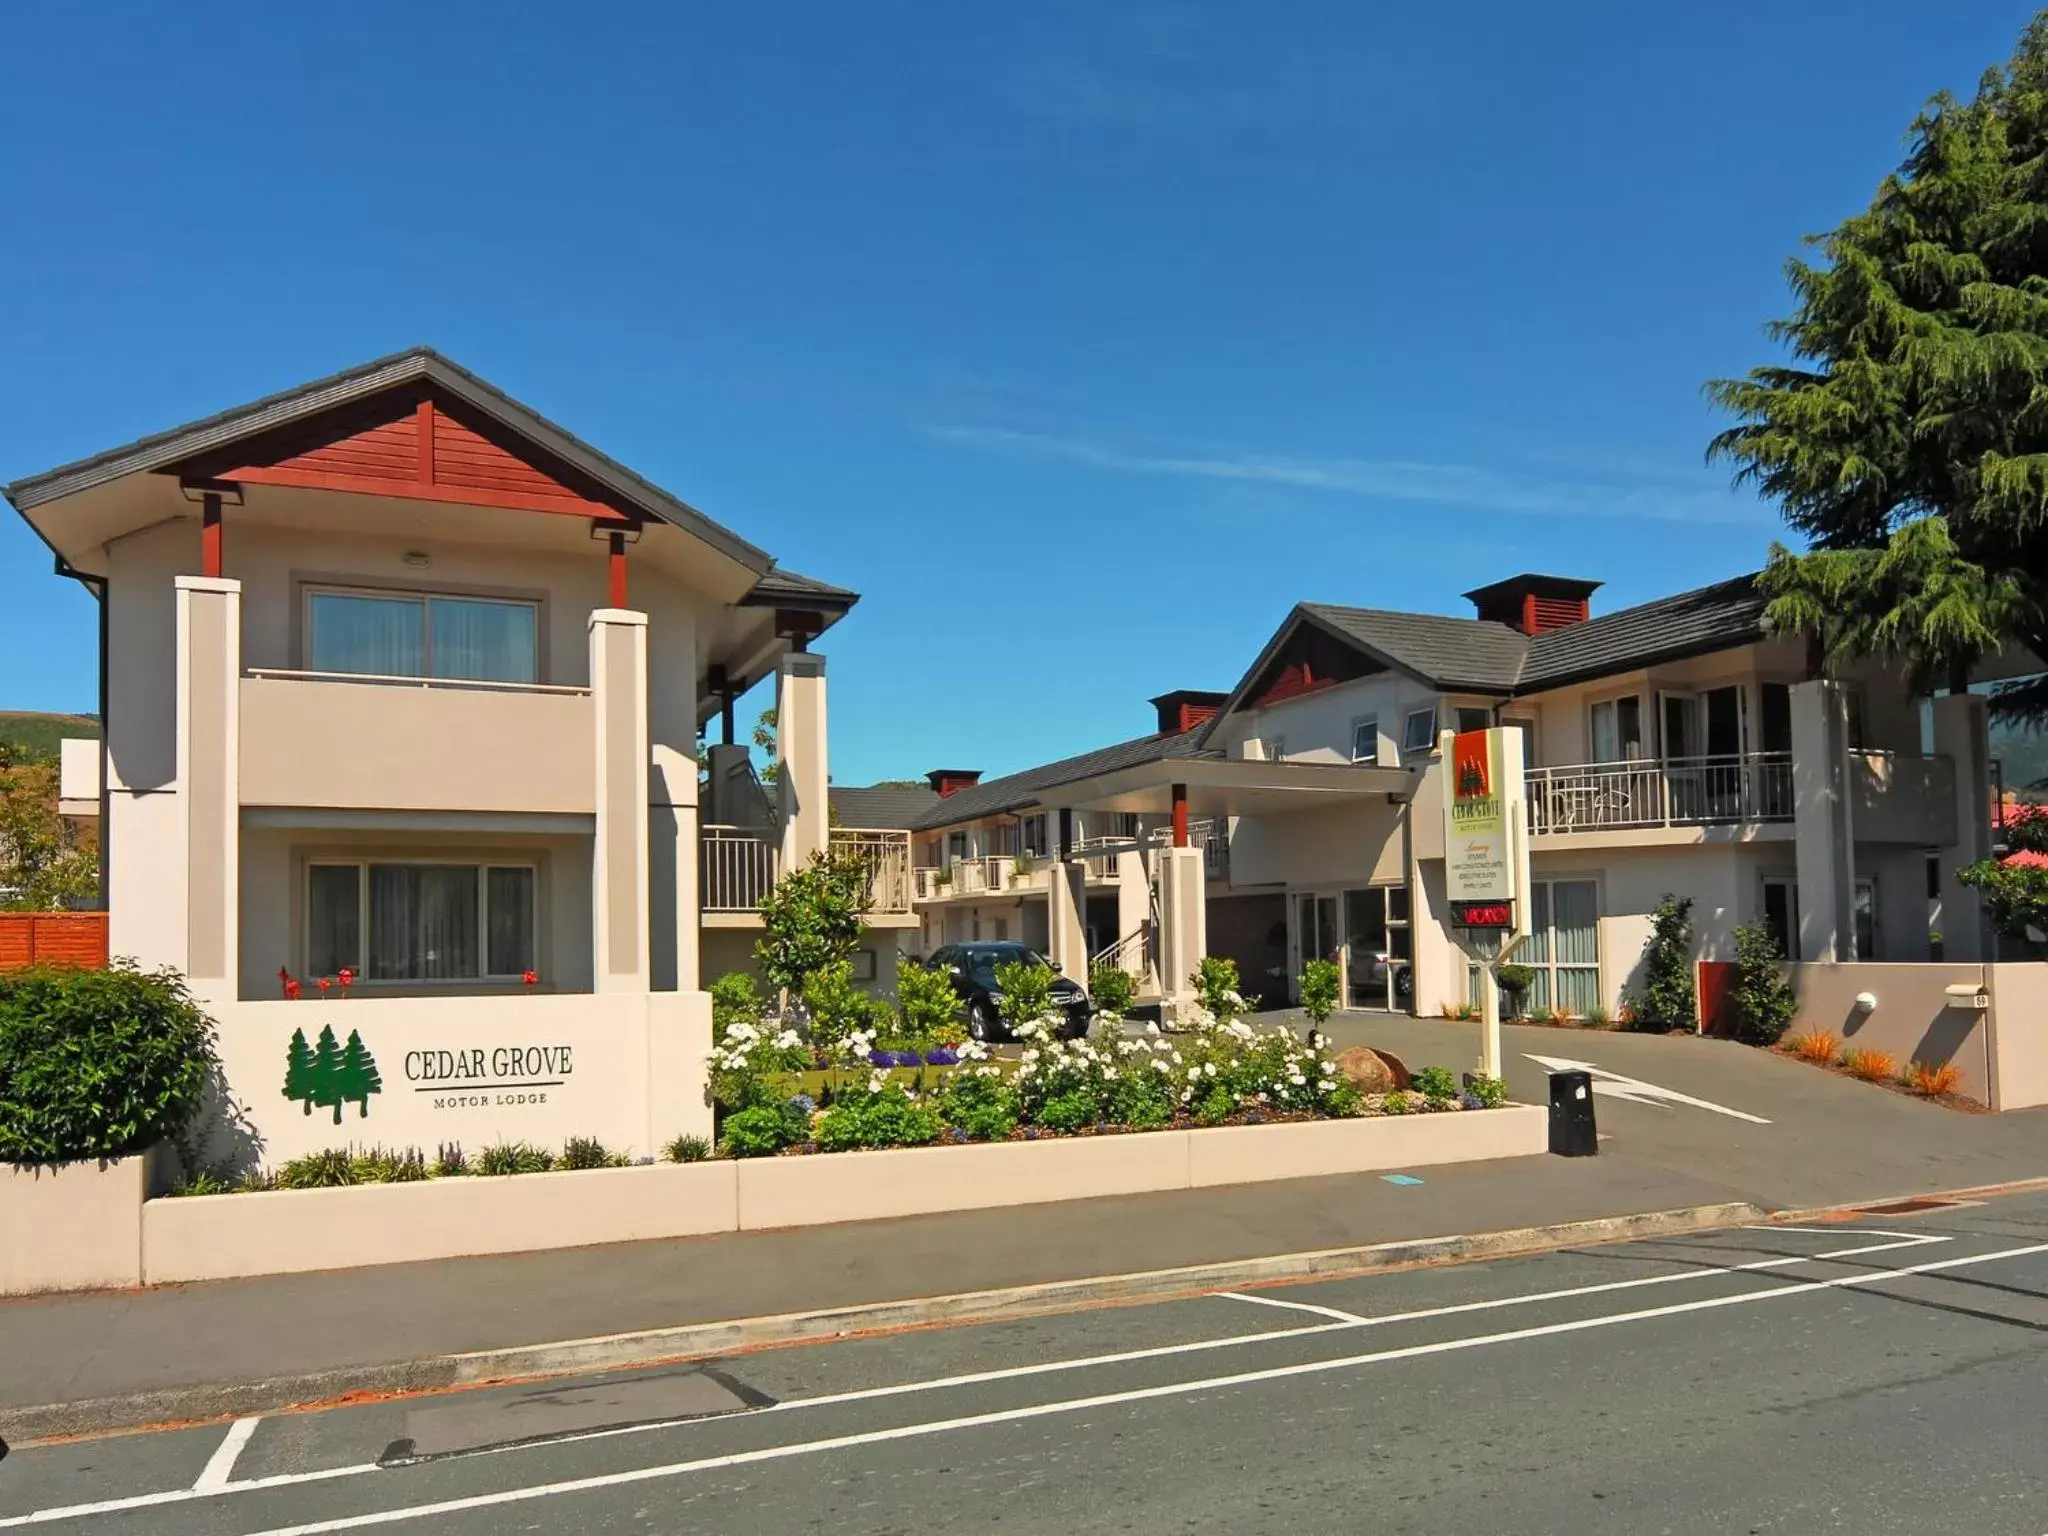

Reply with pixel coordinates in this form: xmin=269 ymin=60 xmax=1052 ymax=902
xmin=787 ymin=1094 xmax=818 ymax=1117
xmin=924 ymin=1048 xmax=959 ymax=1066
xmin=1459 ymin=1091 xmax=1485 ymax=1110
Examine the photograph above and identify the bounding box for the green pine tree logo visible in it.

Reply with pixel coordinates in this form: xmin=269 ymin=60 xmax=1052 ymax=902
xmin=282 ymin=1024 xmax=383 ymax=1124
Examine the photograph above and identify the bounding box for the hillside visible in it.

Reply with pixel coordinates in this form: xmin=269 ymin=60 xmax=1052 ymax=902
xmin=0 ymin=711 xmax=100 ymax=763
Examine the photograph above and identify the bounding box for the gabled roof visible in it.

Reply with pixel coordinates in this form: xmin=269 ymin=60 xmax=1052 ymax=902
xmin=743 ymin=568 xmax=861 ymax=610
xmin=1519 ymin=574 xmax=1767 ymax=690
xmin=911 ymin=728 xmax=1215 ymax=830
xmin=830 ymin=783 xmax=941 ymax=829
xmin=3 ymin=347 xmax=774 ymax=574
xmin=1301 ymin=604 xmax=1531 ymax=693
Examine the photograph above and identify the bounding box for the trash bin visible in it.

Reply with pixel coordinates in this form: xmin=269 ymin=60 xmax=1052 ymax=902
xmin=1548 ymin=1069 xmax=1597 ymax=1156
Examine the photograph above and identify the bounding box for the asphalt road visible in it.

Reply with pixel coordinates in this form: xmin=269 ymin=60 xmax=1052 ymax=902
xmin=7 ymin=1190 xmax=2048 ymax=1534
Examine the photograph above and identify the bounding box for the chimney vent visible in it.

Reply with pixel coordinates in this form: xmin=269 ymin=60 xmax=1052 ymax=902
xmin=925 ymin=768 xmax=983 ymax=799
xmin=1462 ymin=574 xmax=1602 ymax=636
xmin=1149 ymin=689 xmax=1229 ymax=736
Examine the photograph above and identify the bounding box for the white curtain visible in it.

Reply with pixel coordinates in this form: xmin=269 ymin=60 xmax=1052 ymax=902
xmin=309 ymin=593 xmax=423 ymax=676
xmin=369 ymin=865 xmax=478 ymax=980
xmin=430 ymin=598 xmax=536 ymax=684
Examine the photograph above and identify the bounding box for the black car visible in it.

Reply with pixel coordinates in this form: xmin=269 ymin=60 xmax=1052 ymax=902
xmin=926 ymin=942 xmax=1091 ymax=1042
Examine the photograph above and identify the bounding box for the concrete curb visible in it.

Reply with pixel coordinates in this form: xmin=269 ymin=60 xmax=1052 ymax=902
xmin=6 ymin=1200 xmax=1763 ymax=1442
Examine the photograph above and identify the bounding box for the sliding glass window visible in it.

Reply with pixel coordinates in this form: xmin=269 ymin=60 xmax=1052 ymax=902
xmin=306 ymin=589 xmax=538 ymax=684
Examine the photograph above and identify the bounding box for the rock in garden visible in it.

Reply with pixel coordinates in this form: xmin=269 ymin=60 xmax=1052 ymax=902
xmin=1333 ymin=1046 xmax=1397 ymax=1093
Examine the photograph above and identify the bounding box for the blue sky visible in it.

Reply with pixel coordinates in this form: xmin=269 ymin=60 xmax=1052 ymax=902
xmin=0 ymin=2 xmax=2037 ymax=784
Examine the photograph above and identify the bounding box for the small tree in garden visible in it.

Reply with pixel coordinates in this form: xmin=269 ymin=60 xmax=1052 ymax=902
xmin=801 ymin=959 xmax=878 ymax=1055
xmin=1728 ymin=922 xmax=1798 ymax=1046
xmin=709 ymin=971 xmax=763 ymax=1046
xmin=1088 ymin=958 xmax=1136 ymax=1020
xmin=1494 ymin=963 xmax=1536 ymax=1018
xmin=755 ymin=846 xmax=874 ymax=1002
xmin=894 ymin=958 xmax=961 ymax=1050
xmin=1960 ymin=857 xmax=2048 ymax=942
xmin=0 ymin=746 xmax=98 ymax=911
xmin=1297 ymin=958 xmax=1340 ymax=1037
xmin=992 ymin=957 xmax=1057 ymax=1034
xmin=1193 ymin=955 xmax=1250 ymax=1022
xmin=1629 ymin=896 xmax=1697 ymax=1031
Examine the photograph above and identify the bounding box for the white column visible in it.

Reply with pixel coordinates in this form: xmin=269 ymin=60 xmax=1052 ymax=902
xmin=1155 ymin=846 xmax=1207 ymax=1016
xmin=1932 ymin=691 xmax=1993 ymax=961
xmin=1047 ymin=858 xmax=1088 ymax=984
xmin=649 ymin=745 xmax=700 ymax=992
xmin=1791 ymin=679 xmax=1856 ymax=961
xmin=591 ymin=609 xmax=651 ymax=993
xmin=777 ymin=652 xmax=829 ymax=872
xmin=175 ymin=577 xmax=240 ymax=987
xmin=1114 ymin=849 xmax=1150 ymax=982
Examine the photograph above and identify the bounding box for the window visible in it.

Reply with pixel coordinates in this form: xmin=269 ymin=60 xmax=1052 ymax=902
xmin=1763 ymin=878 xmax=1799 ymax=961
xmin=1853 ymin=879 xmax=1877 ymax=961
xmin=1760 ymin=683 xmax=1793 ymax=754
xmin=946 ymin=831 xmax=968 ymax=865
xmin=1455 ymin=706 xmax=1493 ymax=734
xmin=305 ymin=589 xmax=538 ymax=684
xmin=1522 ymin=880 xmax=1600 ymax=1016
xmin=307 ymin=860 xmax=535 ymax=982
xmin=1843 ymin=689 xmax=1867 ymax=750
xmin=1350 ymin=716 xmax=1380 ymax=765
xmin=1263 ymin=735 xmax=1287 ymax=762
xmin=1589 ymin=696 xmax=1643 ymax=762
xmin=1020 ymin=813 xmax=1048 ymax=857
xmin=1342 ymin=885 xmax=1412 ymax=1008
xmin=1401 ymin=707 xmax=1438 ymax=754
xmin=1503 ymin=716 xmax=1537 ymax=769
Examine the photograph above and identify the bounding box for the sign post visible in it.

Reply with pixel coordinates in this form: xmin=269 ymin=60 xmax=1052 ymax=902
xmin=1441 ymin=726 xmax=1530 ymax=1080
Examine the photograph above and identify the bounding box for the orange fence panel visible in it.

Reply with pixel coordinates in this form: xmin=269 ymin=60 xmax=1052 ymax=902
xmin=0 ymin=912 xmax=109 ymax=971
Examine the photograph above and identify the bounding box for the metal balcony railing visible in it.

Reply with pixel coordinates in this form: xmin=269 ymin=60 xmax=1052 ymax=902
xmin=830 ymin=828 xmax=914 ymax=914
xmin=1526 ymin=752 xmax=1795 ymax=834
xmin=701 ymin=825 xmax=778 ymax=911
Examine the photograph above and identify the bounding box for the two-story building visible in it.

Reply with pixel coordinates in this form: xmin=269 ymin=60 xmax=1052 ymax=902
xmin=907 ymin=573 xmax=1995 ymax=1022
xmin=3 ymin=348 xmax=904 ymax=1162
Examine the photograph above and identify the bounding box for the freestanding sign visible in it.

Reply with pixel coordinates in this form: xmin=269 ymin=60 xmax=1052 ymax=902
xmin=1440 ymin=727 xmax=1531 ymax=1078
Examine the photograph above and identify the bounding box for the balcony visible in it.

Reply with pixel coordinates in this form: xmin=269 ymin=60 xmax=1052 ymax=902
xmin=1849 ymin=750 xmax=1956 ymax=844
xmin=701 ymin=826 xmax=915 ymax=917
xmin=830 ymin=828 xmax=914 ymax=915
xmin=1527 ymin=753 xmax=1794 ymax=836
xmin=239 ymin=670 xmax=595 ymax=813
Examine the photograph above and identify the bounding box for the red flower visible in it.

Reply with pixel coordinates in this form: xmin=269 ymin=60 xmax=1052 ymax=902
xmin=522 ymin=969 xmax=539 ymax=990
xmin=337 ymin=967 xmax=355 ymax=994
xmin=278 ymin=966 xmax=295 ymax=998
xmin=283 ymin=977 xmax=301 ymax=1001
xmin=316 ymin=976 xmax=332 ymax=997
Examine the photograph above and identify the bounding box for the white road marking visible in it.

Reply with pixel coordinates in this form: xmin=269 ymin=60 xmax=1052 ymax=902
xmin=1526 ymin=1053 xmax=1773 ymax=1123
xmin=229 ymin=1239 xmax=2048 ymax=1536
xmin=1213 ymin=1290 xmax=1368 ymax=1323
xmin=0 ymin=1225 xmax=1958 ymax=1529
xmin=191 ymin=1416 xmax=261 ymax=1492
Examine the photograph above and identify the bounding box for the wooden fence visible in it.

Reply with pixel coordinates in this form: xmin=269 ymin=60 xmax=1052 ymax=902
xmin=0 ymin=912 xmax=109 ymax=971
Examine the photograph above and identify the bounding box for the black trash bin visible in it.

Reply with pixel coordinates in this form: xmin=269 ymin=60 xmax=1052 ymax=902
xmin=1548 ymin=1069 xmax=1597 ymax=1156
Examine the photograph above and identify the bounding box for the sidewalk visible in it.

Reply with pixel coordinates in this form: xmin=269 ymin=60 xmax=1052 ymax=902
xmin=4 ymin=1150 xmax=1745 ymax=1430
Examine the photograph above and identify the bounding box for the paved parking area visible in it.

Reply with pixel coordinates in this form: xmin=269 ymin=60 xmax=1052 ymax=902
xmin=7 ymin=1191 xmax=2048 ymax=1534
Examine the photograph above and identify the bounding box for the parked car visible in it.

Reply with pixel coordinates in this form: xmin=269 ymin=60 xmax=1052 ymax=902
xmin=925 ymin=942 xmax=1090 ymax=1041
xmin=1362 ymin=950 xmax=1414 ymax=1006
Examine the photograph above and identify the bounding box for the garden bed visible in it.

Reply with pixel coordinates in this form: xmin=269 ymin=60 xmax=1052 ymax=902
xmin=1773 ymin=1033 xmax=1988 ymax=1113
xmin=137 ymin=1104 xmax=1547 ymax=1284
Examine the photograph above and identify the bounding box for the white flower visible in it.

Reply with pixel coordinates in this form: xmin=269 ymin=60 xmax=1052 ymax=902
xmin=774 ymin=1030 xmax=802 ymax=1050
xmin=1145 ymin=1021 xmax=1161 ymax=1035
xmin=1202 ymin=1062 xmax=1216 ymax=1077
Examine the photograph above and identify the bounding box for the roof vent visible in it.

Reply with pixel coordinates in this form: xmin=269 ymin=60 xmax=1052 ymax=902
xmin=1149 ymin=689 xmax=1229 ymax=736
xmin=1462 ymin=574 xmax=1602 ymax=636
xmin=925 ymin=768 xmax=983 ymax=799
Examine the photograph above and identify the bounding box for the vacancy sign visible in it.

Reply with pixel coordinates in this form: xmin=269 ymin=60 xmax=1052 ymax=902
xmin=1445 ymin=727 xmax=1515 ymax=909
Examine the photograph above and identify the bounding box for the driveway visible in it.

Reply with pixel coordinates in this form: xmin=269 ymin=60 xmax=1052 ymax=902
xmin=1295 ymin=1009 xmax=2048 ymax=1213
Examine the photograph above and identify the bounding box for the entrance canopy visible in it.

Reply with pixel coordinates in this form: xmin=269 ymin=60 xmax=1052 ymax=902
xmin=1041 ymin=755 xmax=1418 ymax=818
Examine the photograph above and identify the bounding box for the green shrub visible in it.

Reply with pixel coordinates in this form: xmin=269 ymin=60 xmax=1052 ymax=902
xmin=1411 ymin=1065 xmax=1459 ymax=1103
xmin=276 ymin=1148 xmax=358 ymax=1189
xmin=1379 ymin=1088 xmax=1411 ymax=1115
xmin=170 ymin=1170 xmax=235 ymax=1197
xmin=1087 ymin=960 xmax=1137 ymax=1019
xmin=1628 ymin=896 xmax=1696 ymax=1030
xmin=1298 ymin=958 xmax=1340 ymax=1029
xmin=1494 ymin=964 xmax=1537 ymax=1016
xmin=894 ymin=958 xmax=962 ymax=1049
xmin=350 ymin=1145 xmax=428 ymax=1183
xmin=663 ymin=1133 xmax=712 ymax=1163
xmin=720 ymin=1104 xmax=803 ymax=1158
xmin=1036 ymin=1090 xmax=1097 ymax=1133
xmin=1581 ymin=1002 xmax=1611 ymax=1029
xmin=755 ymin=847 xmax=874 ymax=997
xmin=1193 ymin=956 xmax=1250 ymax=1022
xmin=993 ymin=958 xmax=1058 ymax=1034
xmin=476 ymin=1141 xmax=554 ymax=1176
xmin=560 ymin=1136 xmax=625 ymax=1171
xmin=1961 ymin=856 xmax=2048 ymax=940
xmin=803 ymin=958 xmax=884 ymax=1056
xmin=940 ymin=1069 xmax=1020 ymax=1141
xmin=0 ymin=962 xmax=217 ymax=1163
xmin=1728 ymin=922 xmax=1798 ymax=1045
xmin=1464 ymin=1073 xmax=1509 ymax=1109
xmin=1193 ymin=1083 xmax=1235 ymax=1125
xmin=814 ymin=1086 xmax=942 ymax=1151
xmin=434 ymin=1142 xmax=469 ymax=1177
xmin=709 ymin=972 xmax=762 ymax=1046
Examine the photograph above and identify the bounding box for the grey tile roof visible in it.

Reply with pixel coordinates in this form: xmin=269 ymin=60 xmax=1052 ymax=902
xmin=1301 ymin=604 xmax=1530 ymax=692
xmin=3 ymin=347 xmax=775 ymax=573
xmin=746 ymin=568 xmax=860 ymax=607
xmin=830 ymin=783 xmax=941 ymax=829
xmin=910 ymin=729 xmax=1214 ymax=830
xmin=1520 ymin=574 xmax=1767 ymax=690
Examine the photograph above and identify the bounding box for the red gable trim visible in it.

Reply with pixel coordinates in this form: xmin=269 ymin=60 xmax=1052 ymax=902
xmin=216 ymin=390 xmax=636 ymax=522
xmin=1255 ymin=663 xmax=1333 ymax=707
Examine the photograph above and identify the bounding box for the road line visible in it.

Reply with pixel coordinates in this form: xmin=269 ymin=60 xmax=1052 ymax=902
xmin=229 ymin=1240 xmax=2048 ymax=1535
xmin=0 ymin=1227 xmax=1957 ymax=1528
xmin=1213 ymin=1290 xmax=1368 ymax=1323
xmin=191 ymin=1416 xmax=261 ymax=1492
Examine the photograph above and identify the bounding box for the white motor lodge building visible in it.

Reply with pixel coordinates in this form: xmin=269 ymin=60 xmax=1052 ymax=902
xmin=906 ymin=573 xmax=1994 ymax=1022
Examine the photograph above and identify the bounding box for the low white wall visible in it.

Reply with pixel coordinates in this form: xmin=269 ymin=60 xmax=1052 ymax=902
xmin=139 ymin=1105 xmax=1546 ymax=1284
xmin=1987 ymin=963 xmax=2048 ymax=1111
xmin=1789 ymin=962 xmax=1992 ymax=1100
xmin=1 ymin=1152 xmax=156 ymax=1295
xmin=194 ymin=989 xmax=712 ymax=1170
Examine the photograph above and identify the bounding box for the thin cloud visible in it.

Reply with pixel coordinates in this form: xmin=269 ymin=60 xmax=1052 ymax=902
xmin=929 ymin=424 xmax=1766 ymax=526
